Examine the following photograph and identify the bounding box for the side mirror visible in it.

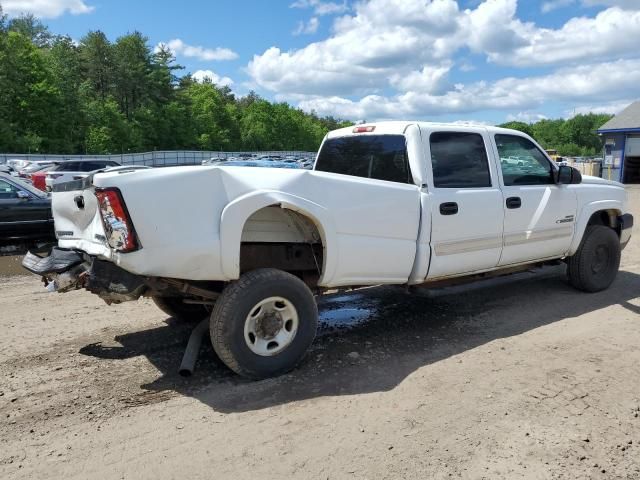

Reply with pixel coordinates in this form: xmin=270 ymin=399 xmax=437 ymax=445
xmin=16 ymin=190 xmax=31 ymax=200
xmin=557 ymin=165 xmax=582 ymax=185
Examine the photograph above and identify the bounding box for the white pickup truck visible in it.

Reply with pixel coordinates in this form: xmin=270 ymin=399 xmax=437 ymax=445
xmin=23 ymin=122 xmax=633 ymax=379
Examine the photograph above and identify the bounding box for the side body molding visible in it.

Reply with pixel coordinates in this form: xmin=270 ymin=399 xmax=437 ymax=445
xmin=568 ymin=200 xmax=623 ymax=255
xmin=219 ymin=190 xmax=337 ymax=285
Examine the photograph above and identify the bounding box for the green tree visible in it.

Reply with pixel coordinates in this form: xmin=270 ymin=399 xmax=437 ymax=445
xmin=498 ymin=121 xmax=533 ymax=137
xmin=7 ymin=13 xmax=52 ymax=48
xmin=112 ymin=32 xmax=151 ymax=119
xmin=0 ymin=31 xmax=60 ymax=152
xmin=44 ymin=36 xmax=85 ymax=152
xmin=79 ymin=31 xmax=113 ymax=100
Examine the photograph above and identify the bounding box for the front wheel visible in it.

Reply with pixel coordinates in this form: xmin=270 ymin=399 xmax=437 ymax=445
xmin=210 ymin=268 xmax=318 ymax=379
xmin=567 ymin=225 xmax=621 ymax=292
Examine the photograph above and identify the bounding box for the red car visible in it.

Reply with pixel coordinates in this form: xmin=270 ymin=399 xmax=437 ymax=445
xmin=30 ymin=170 xmax=48 ymax=191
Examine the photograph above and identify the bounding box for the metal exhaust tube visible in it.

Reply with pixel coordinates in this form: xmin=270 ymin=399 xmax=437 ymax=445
xmin=178 ymin=319 xmax=210 ymax=377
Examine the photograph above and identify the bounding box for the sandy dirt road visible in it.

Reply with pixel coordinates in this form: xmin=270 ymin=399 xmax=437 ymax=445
xmin=2 ymin=191 xmax=640 ymax=480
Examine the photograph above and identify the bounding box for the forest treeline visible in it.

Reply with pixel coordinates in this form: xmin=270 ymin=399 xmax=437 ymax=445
xmin=0 ymin=6 xmax=350 ymax=154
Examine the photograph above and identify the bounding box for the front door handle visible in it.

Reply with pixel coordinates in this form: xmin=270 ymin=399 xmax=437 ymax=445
xmin=506 ymin=197 xmax=521 ymax=209
xmin=440 ymin=202 xmax=458 ymax=215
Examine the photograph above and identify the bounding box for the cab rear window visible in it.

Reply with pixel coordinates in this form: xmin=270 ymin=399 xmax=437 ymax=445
xmin=315 ymin=135 xmax=412 ymax=184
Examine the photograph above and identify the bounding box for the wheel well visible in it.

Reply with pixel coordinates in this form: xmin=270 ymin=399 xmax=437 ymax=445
xmin=587 ymin=209 xmax=621 ymax=234
xmin=239 ymin=206 xmax=324 ymax=288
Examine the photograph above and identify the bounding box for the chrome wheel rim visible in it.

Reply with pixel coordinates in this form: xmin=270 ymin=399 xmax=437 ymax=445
xmin=244 ymin=296 xmax=299 ymax=356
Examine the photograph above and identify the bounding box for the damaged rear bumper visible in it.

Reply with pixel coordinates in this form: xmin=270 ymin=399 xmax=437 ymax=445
xmin=22 ymin=247 xmax=146 ymax=303
xmin=22 ymin=247 xmax=220 ymax=305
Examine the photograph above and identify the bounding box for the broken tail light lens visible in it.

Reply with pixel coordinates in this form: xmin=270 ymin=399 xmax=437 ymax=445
xmin=94 ymin=187 xmax=140 ymax=252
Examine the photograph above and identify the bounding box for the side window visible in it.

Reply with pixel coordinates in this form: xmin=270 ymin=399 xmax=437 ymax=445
xmin=495 ymin=134 xmax=554 ymax=186
xmin=80 ymin=162 xmax=102 ymax=172
xmin=0 ymin=179 xmax=19 ymax=199
xmin=429 ymin=132 xmax=491 ymax=188
xmin=58 ymin=162 xmax=79 ymax=171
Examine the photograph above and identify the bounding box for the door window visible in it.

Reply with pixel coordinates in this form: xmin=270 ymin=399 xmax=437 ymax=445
xmin=429 ymin=132 xmax=491 ymax=188
xmin=495 ymin=134 xmax=554 ymax=186
xmin=0 ymin=179 xmax=20 ymax=199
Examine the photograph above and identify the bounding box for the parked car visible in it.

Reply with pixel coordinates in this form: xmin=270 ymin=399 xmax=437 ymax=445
xmin=0 ymin=164 xmax=21 ymax=177
xmin=18 ymin=161 xmax=55 ymax=177
xmin=0 ymin=172 xmax=54 ymax=244
xmin=23 ymin=122 xmax=633 ymax=380
xmin=30 ymin=169 xmax=50 ymax=191
xmin=6 ymin=158 xmax=30 ymax=170
xmin=45 ymin=160 xmax=121 ymax=191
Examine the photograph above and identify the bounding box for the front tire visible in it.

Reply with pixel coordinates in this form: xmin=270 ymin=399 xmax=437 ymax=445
xmin=210 ymin=268 xmax=318 ymax=379
xmin=567 ymin=225 xmax=621 ymax=292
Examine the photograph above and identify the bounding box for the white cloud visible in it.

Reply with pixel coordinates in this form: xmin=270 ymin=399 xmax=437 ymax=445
xmin=565 ymin=100 xmax=634 ymax=118
xmin=249 ymin=0 xmax=464 ymax=97
xmin=293 ymin=17 xmax=320 ymax=35
xmin=506 ymin=112 xmax=549 ymax=123
xmin=479 ymin=5 xmax=640 ymax=67
xmin=248 ymin=0 xmax=640 ymax=122
xmin=541 ymin=0 xmax=575 ymax=12
xmin=389 ymin=62 xmax=452 ymax=94
xmin=191 ymin=70 xmax=234 ymax=87
xmin=295 ymin=58 xmax=640 ymax=120
xmin=1 ymin=0 xmax=93 ymax=18
xmin=249 ymin=0 xmax=640 ymax=102
xmin=157 ymin=39 xmax=238 ymax=62
xmin=290 ymin=0 xmax=349 ymax=15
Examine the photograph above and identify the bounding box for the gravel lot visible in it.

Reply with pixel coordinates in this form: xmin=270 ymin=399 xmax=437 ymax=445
xmin=2 ymin=189 xmax=640 ymax=480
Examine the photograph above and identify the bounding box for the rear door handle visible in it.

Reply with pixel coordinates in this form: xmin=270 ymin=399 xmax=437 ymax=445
xmin=506 ymin=197 xmax=521 ymax=209
xmin=439 ymin=202 xmax=458 ymax=215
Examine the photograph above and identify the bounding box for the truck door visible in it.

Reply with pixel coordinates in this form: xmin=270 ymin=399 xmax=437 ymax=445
xmin=491 ymin=134 xmax=577 ymax=266
xmin=424 ymin=128 xmax=505 ymax=279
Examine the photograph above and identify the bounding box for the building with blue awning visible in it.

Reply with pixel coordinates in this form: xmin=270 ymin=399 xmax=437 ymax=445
xmin=597 ymin=101 xmax=640 ymax=183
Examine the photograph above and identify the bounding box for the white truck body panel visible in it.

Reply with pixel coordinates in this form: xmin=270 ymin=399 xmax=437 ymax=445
xmin=52 ymin=121 xmax=630 ymax=289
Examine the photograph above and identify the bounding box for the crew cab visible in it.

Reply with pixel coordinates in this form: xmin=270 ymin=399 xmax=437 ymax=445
xmin=22 ymin=122 xmax=633 ymax=379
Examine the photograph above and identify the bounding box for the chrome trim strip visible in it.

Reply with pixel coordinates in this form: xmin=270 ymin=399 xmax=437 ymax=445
xmin=504 ymin=225 xmax=573 ymax=247
xmin=434 ymin=235 xmax=502 ymax=256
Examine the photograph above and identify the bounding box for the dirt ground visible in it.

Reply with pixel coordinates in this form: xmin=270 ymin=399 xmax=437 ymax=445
xmin=2 ymin=191 xmax=640 ymax=480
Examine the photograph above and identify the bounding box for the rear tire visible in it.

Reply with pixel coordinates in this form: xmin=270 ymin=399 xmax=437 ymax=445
xmin=567 ymin=225 xmax=621 ymax=292
xmin=210 ymin=268 xmax=318 ymax=379
xmin=152 ymin=296 xmax=211 ymax=321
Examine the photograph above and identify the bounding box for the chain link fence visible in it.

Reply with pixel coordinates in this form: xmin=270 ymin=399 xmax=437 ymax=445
xmin=0 ymin=150 xmax=316 ymax=167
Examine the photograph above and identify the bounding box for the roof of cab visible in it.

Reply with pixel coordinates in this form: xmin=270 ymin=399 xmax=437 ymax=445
xmin=326 ymin=121 xmax=528 ymax=138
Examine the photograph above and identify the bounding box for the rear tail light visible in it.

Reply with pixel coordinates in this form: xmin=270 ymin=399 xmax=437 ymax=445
xmin=94 ymin=187 xmax=140 ymax=252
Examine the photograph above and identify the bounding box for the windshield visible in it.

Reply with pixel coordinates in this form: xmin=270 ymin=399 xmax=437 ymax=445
xmin=315 ymin=135 xmax=412 ymax=184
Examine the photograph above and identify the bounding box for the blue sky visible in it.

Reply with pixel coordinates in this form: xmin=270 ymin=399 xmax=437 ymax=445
xmin=2 ymin=0 xmax=640 ymax=124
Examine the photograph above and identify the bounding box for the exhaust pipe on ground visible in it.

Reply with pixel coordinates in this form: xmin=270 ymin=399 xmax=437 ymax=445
xmin=179 ymin=319 xmax=210 ymax=377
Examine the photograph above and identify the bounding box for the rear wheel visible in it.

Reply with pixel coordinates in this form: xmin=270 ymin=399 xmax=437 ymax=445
xmin=152 ymin=296 xmax=211 ymax=321
xmin=567 ymin=225 xmax=621 ymax=292
xmin=210 ymin=268 xmax=318 ymax=379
